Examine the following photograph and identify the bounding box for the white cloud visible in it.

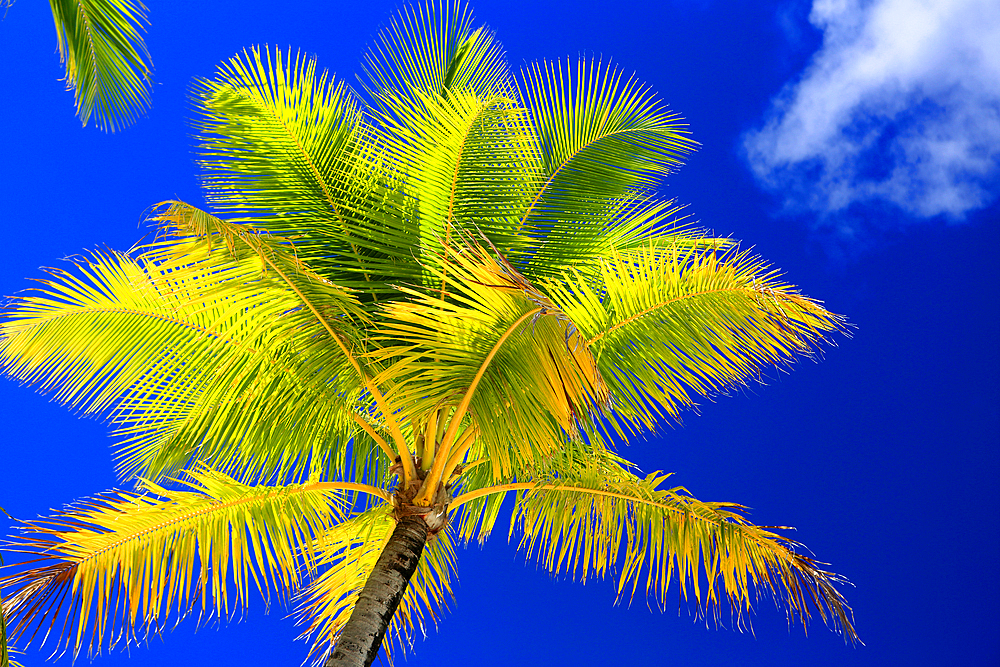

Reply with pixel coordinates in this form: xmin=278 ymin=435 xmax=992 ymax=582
xmin=744 ymin=0 xmax=1000 ymax=221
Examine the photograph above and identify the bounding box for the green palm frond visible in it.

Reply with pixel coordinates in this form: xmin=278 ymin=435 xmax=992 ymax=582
xmin=195 ymin=48 xmax=395 ymax=287
xmin=542 ymin=242 xmax=848 ymax=431
xmin=512 ymin=58 xmax=698 ymax=276
xmin=0 ymin=203 xmax=376 ymax=483
xmin=0 ymin=466 xmax=364 ymax=660
xmin=361 ymin=0 xmax=512 ymax=120
xmin=522 ymin=194 xmax=731 ymax=286
xmin=48 ymin=0 xmax=153 ymax=131
xmin=371 ymin=236 xmax=608 ymax=480
xmin=371 ymin=86 xmax=539 ymax=276
xmin=295 ymin=506 xmax=456 ymax=664
xmin=452 ymin=449 xmax=857 ymax=643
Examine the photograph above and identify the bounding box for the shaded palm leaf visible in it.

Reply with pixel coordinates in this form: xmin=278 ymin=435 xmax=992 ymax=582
xmin=370 ymin=86 xmax=539 ymax=283
xmin=521 ymin=193 xmax=730 ymax=286
xmin=0 ymin=466 xmax=365 ymax=660
xmin=194 ymin=48 xmax=409 ymax=294
xmin=295 ymin=506 xmax=456 ymax=665
xmin=48 ymin=0 xmax=153 ymax=131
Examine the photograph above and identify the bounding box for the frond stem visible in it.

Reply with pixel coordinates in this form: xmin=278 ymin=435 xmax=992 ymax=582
xmin=305 ymin=482 xmax=392 ymax=504
xmin=350 ymin=414 xmax=396 ymax=462
xmin=442 ymin=426 xmax=480 ymax=481
xmin=450 ymin=482 xmax=676 ymax=513
xmin=415 ymin=307 xmax=541 ymax=505
xmin=586 ymin=285 xmax=762 ymax=347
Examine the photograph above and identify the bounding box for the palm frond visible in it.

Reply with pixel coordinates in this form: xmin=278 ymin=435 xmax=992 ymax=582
xmin=371 ymin=235 xmax=608 ymax=480
xmin=542 ymin=242 xmax=848 ymax=432
xmin=148 ymin=202 xmax=406 ymax=479
xmin=513 ymin=58 xmax=698 ymax=274
xmin=295 ymin=506 xmax=457 ymax=665
xmin=369 ymin=85 xmax=539 ymax=284
xmin=48 ymin=0 xmax=153 ymax=131
xmin=195 ymin=48 xmax=398 ymax=289
xmin=518 ymin=193 xmax=731 ymax=285
xmin=452 ymin=449 xmax=857 ymax=643
xmin=0 ymin=466 xmax=361 ymax=660
xmin=0 ymin=203 xmax=379 ymax=483
xmin=361 ymin=0 xmax=512 ymax=120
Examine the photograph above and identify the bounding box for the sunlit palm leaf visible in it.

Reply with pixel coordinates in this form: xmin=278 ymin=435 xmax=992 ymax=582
xmin=295 ymin=506 xmax=456 ymax=665
xmin=542 ymin=242 xmax=848 ymax=431
xmin=0 ymin=203 xmax=376 ymax=483
xmin=513 ymin=59 xmax=698 ymax=277
xmin=0 ymin=466 xmax=360 ymax=659
xmin=48 ymin=0 xmax=153 ymax=131
xmin=372 ymin=236 xmax=608 ymax=480
xmin=194 ymin=47 xmax=412 ymax=297
xmin=452 ymin=449 xmax=857 ymax=642
xmin=361 ymin=0 xmax=512 ymax=121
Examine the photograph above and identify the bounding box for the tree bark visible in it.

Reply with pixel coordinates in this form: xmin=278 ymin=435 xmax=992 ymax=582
xmin=323 ymin=514 xmax=428 ymax=667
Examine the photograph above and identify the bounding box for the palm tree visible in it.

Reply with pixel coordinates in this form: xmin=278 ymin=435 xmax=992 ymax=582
xmin=4 ymin=0 xmax=153 ymax=131
xmin=0 ymin=2 xmax=857 ymax=666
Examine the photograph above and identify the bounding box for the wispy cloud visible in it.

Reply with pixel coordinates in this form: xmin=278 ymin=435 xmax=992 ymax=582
xmin=744 ymin=0 xmax=1000 ymax=222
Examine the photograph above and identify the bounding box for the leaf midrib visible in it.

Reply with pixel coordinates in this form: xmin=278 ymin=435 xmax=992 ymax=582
xmin=585 ymin=285 xmax=764 ymax=346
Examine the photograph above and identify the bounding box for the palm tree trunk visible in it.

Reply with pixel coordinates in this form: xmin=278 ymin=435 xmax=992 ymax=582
xmin=324 ymin=514 xmax=428 ymax=667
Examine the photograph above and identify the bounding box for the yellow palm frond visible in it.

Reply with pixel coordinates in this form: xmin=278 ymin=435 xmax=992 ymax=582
xmin=0 ymin=466 xmax=378 ymax=660
xmin=542 ymin=242 xmax=848 ymax=432
xmin=0 ymin=203 xmax=381 ymax=483
xmin=372 ymin=235 xmax=608 ymax=480
xmin=294 ymin=506 xmax=456 ymax=665
xmin=451 ymin=449 xmax=857 ymax=643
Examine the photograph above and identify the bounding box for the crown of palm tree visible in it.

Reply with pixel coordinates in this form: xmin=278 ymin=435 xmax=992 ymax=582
xmin=0 ymin=2 xmax=857 ymax=665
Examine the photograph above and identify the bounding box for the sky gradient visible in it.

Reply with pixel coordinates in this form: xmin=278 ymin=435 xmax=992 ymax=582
xmin=1 ymin=1 xmax=998 ymax=665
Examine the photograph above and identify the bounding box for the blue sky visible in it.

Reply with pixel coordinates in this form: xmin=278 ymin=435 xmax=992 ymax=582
xmin=1 ymin=1 xmax=998 ymax=665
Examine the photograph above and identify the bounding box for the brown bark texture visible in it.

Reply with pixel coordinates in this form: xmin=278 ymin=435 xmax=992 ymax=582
xmin=323 ymin=514 xmax=428 ymax=667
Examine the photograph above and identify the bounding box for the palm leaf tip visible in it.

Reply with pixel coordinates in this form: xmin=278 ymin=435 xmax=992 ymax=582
xmin=506 ymin=455 xmax=859 ymax=644
xmin=49 ymin=0 xmax=154 ymax=131
xmin=361 ymin=0 xmax=512 ymax=110
xmin=0 ymin=468 xmax=351 ymax=658
xmin=517 ymin=57 xmax=699 ymax=214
